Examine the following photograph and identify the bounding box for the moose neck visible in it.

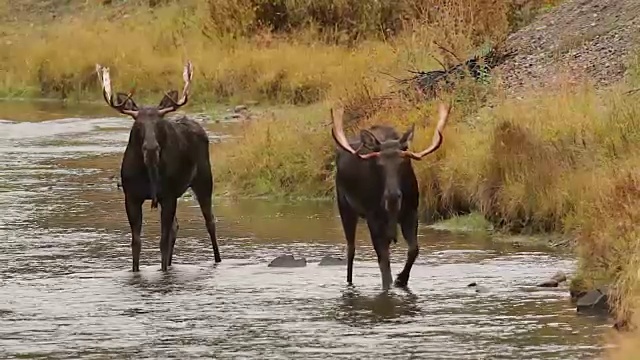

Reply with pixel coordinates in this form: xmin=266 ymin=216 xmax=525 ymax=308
xmin=136 ymin=120 xmax=164 ymax=208
xmin=369 ymin=158 xmax=403 ymax=243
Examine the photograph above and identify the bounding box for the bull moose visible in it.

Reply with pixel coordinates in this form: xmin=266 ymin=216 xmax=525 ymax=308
xmin=95 ymin=60 xmax=222 ymax=272
xmin=330 ymin=102 xmax=451 ymax=290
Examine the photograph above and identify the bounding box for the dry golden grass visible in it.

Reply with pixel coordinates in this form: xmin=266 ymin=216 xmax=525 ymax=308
xmin=0 ymin=0 xmax=541 ymax=103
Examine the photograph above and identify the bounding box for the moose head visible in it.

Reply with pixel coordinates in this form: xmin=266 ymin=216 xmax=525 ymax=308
xmin=331 ymin=103 xmax=450 ymax=216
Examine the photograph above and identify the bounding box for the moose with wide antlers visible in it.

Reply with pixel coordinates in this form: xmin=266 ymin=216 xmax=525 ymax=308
xmin=330 ymin=102 xmax=451 ymax=290
xmin=95 ymin=61 xmax=222 ymax=272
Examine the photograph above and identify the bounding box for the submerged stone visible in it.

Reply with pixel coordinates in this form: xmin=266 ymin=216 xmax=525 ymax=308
xmin=268 ymin=254 xmax=307 ymax=268
xmin=537 ymin=279 xmax=559 ymax=288
xmin=467 ymin=282 xmax=489 ymax=293
xmin=576 ymin=288 xmax=611 ymax=316
xmin=551 ymin=271 xmax=567 ymax=283
xmin=537 ymin=270 xmax=568 ymax=288
xmin=318 ymin=255 xmax=347 ymax=266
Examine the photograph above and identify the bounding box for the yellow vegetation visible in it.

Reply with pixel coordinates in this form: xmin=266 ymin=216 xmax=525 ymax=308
xmin=0 ymin=0 xmax=547 ymax=103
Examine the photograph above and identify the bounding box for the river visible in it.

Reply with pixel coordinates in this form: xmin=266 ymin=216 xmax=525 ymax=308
xmin=0 ymin=100 xmax=610 ymax=359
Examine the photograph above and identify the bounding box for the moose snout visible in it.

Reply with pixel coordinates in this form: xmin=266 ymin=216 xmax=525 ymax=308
xmin=383 ymin=190 xmax=402 ymax=212
xmin=142 ymin=143 xmax=160 ymax=163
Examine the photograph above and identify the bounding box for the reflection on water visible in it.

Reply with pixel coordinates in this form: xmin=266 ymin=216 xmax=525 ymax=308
xmin=332 ymin=287 xmax=422 ymax=325
xmin=0 ymin=101 xmax=610 ymax=359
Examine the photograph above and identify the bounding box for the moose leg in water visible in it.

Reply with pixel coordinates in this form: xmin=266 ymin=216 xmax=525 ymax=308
xmin=367 ymin=217 xmax=393 ymax=290
xmin=395 ymin=211 xmax=419 ymax=287
xmin=191 ymin=167 xmax=222 ymax=263
xmin=168 ymin=216 xmax=179 ymax=266
xmin=337 ymin=193 xmax=358 ymax=284
xmin=160 ymin=198 xmax=178 ymax=271
xmin=125 ymin=196 xmax=144 ymax=272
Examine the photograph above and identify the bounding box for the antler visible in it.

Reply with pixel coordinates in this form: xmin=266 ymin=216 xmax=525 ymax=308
xmin=158 ymin=60 xmax=194 ymax=116
xmin=331 ymin=102 xmax=451 ymax=161
xmin=400 ymin=102 xmax=451 ymax=160
xmin=95 ymin=64 xmax=138 ymax=117
xmin=330 ymin=107 xmax=380 ymax=160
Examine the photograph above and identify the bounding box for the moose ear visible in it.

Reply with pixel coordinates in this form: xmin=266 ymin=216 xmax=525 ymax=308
xmin=158 ymin=90 xmax=179 ymax=109
xmin=360 ymin=129 xmax=381 ymax=150
xmin=399 ymin=124 xmax=415 ymax=149
xmin=115 ymin=92 xmax=138 ymax=111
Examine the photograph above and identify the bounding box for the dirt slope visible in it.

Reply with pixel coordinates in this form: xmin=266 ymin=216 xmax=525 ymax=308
xmin=497 ymin=0 xmax=640 ymax=94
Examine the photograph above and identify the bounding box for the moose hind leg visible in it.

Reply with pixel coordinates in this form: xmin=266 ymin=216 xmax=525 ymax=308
xmin=395 ymin=211 xmax=419 ymax=288
xmin=160 ymin=198 xmax=178 ymax=272
xmin=192 ymin=174 xmax=222 ymax=264
xmin=337 ymin=194 xmax=357 ymax=285
xmin=125 ymin=196 xmax=144 ymax=272
xmin=168 ymin=216 xmax=179 ymax=266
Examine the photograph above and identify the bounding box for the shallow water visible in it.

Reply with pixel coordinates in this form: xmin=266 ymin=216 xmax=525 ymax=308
xmin=0 ymin=101 xmax=610 ymax=359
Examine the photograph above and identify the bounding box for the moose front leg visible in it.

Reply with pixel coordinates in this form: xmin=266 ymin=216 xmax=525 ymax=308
xmin=168 ymin=216 xmax=179 ymax=266
xmin=159 ymin=198 xmax=178 ymax=272
xmin=395 ymin=211 xmax=419 ymax=288
xmin=367 ymin=218 xmax=393 ymax=291
xmin=337 ymin=193 xmax=358 ymax=285
xmin=125 ymin=195 xmax=144 ymax=272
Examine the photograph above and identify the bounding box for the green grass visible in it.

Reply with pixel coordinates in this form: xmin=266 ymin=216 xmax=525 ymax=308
xmin=429 ymin=212 xmax=493 ymax=233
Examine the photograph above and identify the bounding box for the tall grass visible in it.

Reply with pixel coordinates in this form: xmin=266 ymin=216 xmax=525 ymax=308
xmin=0 ymin=0 xmax=550 ymax=103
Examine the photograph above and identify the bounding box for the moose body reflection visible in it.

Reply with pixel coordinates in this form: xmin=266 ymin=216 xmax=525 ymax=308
xmin=330 ymin=103 xmax=451 ymax=290
xmin=95 ymin=61 xmax=221 ymax=272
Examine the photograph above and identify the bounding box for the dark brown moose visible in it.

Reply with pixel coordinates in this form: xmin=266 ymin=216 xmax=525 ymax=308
xmin=95 ymin=61 xmax=221 ymax=272
xmin=330 ymin=102 xmax=451 ymax=290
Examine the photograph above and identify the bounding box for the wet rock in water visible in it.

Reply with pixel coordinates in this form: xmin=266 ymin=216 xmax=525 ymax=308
xmin=537 ymin=279 xmax=560 ymax=288
xmin=467 ymin=282 xmax=489 ymax=293
xmin=536 ymin=270 xmax=568 ymax=288
xmin=318 ymin=255 xmax=346 ymax=266
xmin=268 ymin=254 xmax=307 ymax=268
xmin=570 ymin=289 xmax=588 ymax=303
xmin=576 ymin=287 xmax=612 ymax=316
xmin=551 ymin=271 xmax=567 ymax=283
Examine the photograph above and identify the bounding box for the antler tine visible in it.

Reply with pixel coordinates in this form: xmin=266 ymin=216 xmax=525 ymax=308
xmin=330 ymin=107 xmax=379 ymax=160
xmin=175 ymin=60 xmax=193 ymax=106
xmin=158 ymin=60 xmax=193 ymax=115
xmin=96 ymin=64 xmax=138 ymax=117
xmin=95 ymin=64 xmax=112 ymax=105
xmin=401 ymin=101 xmax=451 ymax=160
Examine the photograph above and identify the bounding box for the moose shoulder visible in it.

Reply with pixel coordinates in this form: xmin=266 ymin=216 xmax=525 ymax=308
xmin=331 ymin=103 xmax=451 ymax=290
xmin=95 ymin=61 xmax=222 ymax=272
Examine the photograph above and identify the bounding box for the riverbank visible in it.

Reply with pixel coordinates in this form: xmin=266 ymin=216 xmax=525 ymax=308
xmin=2 ymin=0 xmax=640 ymax=354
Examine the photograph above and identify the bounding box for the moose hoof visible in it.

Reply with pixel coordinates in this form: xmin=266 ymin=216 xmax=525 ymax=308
xmin=394 ymin=277 xmax=409 ymax=288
